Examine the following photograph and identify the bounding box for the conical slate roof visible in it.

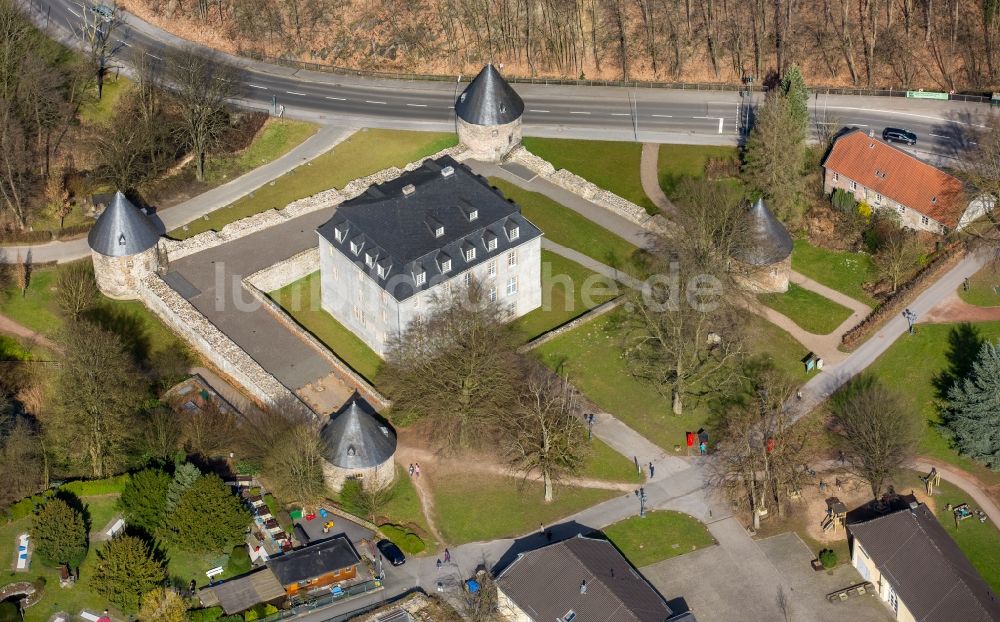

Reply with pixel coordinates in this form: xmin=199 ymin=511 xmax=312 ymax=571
xmin=731 ymin=198 xmax=793 ymax=266
xmin=87 ymin=191 xmax=160 ymax=257
xmin=321 ymin=395 xmax=396 ymax=469
xmin=455 ymin=64 xmax=524 ymax=126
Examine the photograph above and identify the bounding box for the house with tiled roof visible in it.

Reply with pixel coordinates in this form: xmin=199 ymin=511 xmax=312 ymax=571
xmin=316 ymin=155 xmax=542 ymax=355
xmin=495 ymin=535 xmax=695 ymax=622
xmin=822 ymin=130 xmax=986 ymax=234
xmin=847 ymin=502 xmax=1000 ymax=622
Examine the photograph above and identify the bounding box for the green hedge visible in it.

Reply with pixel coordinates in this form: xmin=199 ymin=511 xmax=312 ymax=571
xmin=60 ymin=474 xmax=130 ymax=496
xmin=380 ymin=524 xmax=426 ymax=555
xmin=4 ymin=490 xmax=55 ymax=522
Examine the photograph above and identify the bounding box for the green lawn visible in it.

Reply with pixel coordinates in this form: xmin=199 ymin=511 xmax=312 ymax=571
xmin=895 ymin=470 xmax=1000 ymax=594
xmin=602 ymin=510 xmax=715 ymax=567
xmin=657 ymin=144 xmax=740 ymax=198
xmin=267 ymin=272 xmax=382 ymax=384
xmin=791 ymin=239 xmax=878 ymax=306
xmin=428 ymin=471 xmax=619 ymax=544
xmin=199 ymin=119 xmax=319 ymax=187
xmin=580 ymin=438 xmax=644 ymax=483
xmin=958 ymin=263 xmax=1000 ymax=307
xmin=172 ymin=129 xmax=457 ymax=239
xmin=78 ymin=76 xmax=131 ymax=125
xmin=376 ymin=465 xmax=437 ymax=553
xmin=868 ymin=321 xmax=1000 ymax=486
xmin=515 ymin=251 xmax=620 ymax=341
xmin=521 ymin=137 xmax=656 ymax=214
xmin=744 ymin=314 xmax=810 ymax=380
xmin=758 ymin=283 xmax=854 ymax=335
xmin=488 ymin=178 xmax=644 ymax=270
xmin=83 ymin=495 xmax=119 ymax=534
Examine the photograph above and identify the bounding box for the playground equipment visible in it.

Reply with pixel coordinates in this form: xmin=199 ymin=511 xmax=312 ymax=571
xmin=821 ymin=498 xmax=848 ymax=533
xmin=920 ymin=468 xmax=941 ymax=495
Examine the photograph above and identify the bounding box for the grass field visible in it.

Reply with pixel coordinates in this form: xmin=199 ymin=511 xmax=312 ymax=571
xmin=657 ymin=144 xmax=740 ymax=198
xmin=521 ymin=137 xmax=656 ymax=214
xmin=602 ymin=510 xmax=715 ymax=567
xmin=867 ymin=321 xmax=1000 ymax=486
xmin=200 ymin=119 xmax=319 ymax=187
xmin=78 ymin=76 xmax=131 ymax=125
xmin=377 ymin=465 xmax=437 ymax=553
xmin=428 ymin=471 xmax=619 ymax=544
xmin=791 ymin=239 xmax=878 ymax=306
xmin=958 ymin=263 xmax=1000 ymax=307
xmin=172 ymin=129 xmax=457 ymax=239
xmin=515 ymin=251 xmax=620 ymax=341
xmin=758 ymin=283 xmax=854 ymax=335
xmin=267 ymin=272 xmax=382 ymax=384
xmin=580 ymin=438 xmax=645 ymax=483
xmin=489 ymin=178 xmax=644 ymax=271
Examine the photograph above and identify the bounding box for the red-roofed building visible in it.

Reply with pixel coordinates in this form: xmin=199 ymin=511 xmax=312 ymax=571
xmin=822 ymin=130 xmax=987 ymax=234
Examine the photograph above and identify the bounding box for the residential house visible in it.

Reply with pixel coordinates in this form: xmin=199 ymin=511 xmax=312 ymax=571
xmin=316 ymin=155 xmax=542 ymax=355
xmin=495 ymin=534 xmax=695 ymax=622
xmin=822 ymin=129 xmax=981 ymax=234
xmin=848 ymin=502 xmax=1000 ymax=621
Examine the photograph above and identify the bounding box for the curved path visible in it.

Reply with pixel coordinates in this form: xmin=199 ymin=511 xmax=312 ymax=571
xmin=639 ymin=143 xmax=675 ymax=214
xmin=911 ymin=458 xmax=1000 ymax=526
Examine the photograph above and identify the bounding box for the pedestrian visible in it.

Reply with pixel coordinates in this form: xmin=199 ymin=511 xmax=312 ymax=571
xmin=699 ymin=441 xmax=707 ymax=455
xmin=539 ymin=522 xmax=545 ymax=534
xmin=408 ymin=464 xmax=414 ymax=477
xmin=648 ymin=462 xmax=655 ymax=478
xmin=436 ymin=558 xmax=443 ymax=570
xmin=444 ymin=548 xmax=451 ymax=563
xmin=796 ymin=390 xmax=802 ymax=400
xmin=838 ymin=449 xmax=845 ymax=465
xmin=415 ymin=463 xmax=421 ymax=478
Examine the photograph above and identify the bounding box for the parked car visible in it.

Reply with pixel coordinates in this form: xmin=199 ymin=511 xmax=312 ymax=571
xmin=882 ymin=127 xmax=917 ymax=145
xmin=377 ymin=539 xmax=406 ymax=566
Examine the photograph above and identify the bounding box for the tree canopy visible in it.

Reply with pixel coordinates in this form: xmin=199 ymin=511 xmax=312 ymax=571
xmin=30 ymin=497 xmax=88 ymax=568
xmin=91 ymin=534 xmax=167 ymax=612
xmin=167 ymin=473 xmax=249 ymax=553
xmin=118 ymin=469 xmax=171 ymax=535
xmin=945 ymin=340 xmax=1000 ymax=468
xmin=137 ymin=587 xmax=188 ymax=622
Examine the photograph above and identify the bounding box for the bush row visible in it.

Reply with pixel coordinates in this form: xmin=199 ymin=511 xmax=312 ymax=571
xmin=0 ymin=223 xmax=94 ymax=244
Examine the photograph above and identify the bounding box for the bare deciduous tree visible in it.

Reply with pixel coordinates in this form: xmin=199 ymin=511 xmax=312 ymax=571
xmin=829 ymin=375 xmax=919 ymax=500
xmin=74 ymin=1 xmax=125 ymax=100
xmin=873 ymin=220 xmax=923 ymax=293
xmin=55 ymin=261 xmax=98 ymax=320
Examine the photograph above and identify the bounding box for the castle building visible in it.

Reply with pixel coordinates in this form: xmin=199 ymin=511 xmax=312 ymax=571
xmin=455 ymin=64 xmax=525 ymax=162
xmin=86 ymin=191 xmax=161 ymax=299
xmin=320 ymin=394 xmax=397 ymax=492
xmin=730 ymin=198 xmax=793 ymax=293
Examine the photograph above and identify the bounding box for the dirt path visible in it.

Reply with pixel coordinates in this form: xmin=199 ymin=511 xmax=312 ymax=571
xmin=639 ymin=143 xmax=676 ymax=215
xmin=0 ymin=314 xmax=62 ymax=354
xmin=921 ymin=292 xmax=1000 ymax=323
xmin=911 ymin=457 xmax=1000 ymax=525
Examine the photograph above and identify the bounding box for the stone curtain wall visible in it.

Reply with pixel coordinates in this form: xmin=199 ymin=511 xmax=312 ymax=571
xmin=244 ymin=247 xmax=320 ymax=292
xmin=139 ymin=273 xmax=309 ymax=410
xmin=162 ymin=144 xmax=468 ymax=264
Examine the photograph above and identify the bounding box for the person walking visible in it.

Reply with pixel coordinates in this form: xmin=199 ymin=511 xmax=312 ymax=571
xmin=648 ymin=462 xmax=655 ymax=478
xmin=436 ymin=558 xmax=443 ymax=570
xmin=408 ymin=464 xmax=415 ymax=477
xmin=444 ymin=548 xmax=451 ymax=563
xmin=415 ymin=463 xmax=421 ymax=478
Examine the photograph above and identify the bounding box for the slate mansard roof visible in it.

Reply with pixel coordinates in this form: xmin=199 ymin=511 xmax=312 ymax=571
xmin=496 ymin=535 xmax=677 ymax=622
xmin=266 ymin=535 xmax=361 ymax=586
xmin=848 ymin=503 xmax=1000 ymax=622
xmin=320 ymin=394 xmax=396 ymax=470
xmin=455 ymin=64 xmax=525 ymax=126
xmin=317 ymin=156 xmax=542 ymax=301
xmin=87 ymin=191 xmax=161 ymax=257
xmin=730 ymin=198 xmax=793 ymax=266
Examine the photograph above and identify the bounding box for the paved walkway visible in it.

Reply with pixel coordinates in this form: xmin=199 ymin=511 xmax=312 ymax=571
xmin=0 ymin=124 xmax=351 ymax=264
xmin=911 ymin=458 xmax=1000 ymax=526
xmin=639 ymin=143 xmax=676 ymax=215
xmin=542 ymin=239 xmax=644 ymax=289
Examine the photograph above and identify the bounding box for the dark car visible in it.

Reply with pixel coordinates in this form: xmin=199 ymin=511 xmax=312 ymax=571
xmin=377 ymin=539 xmax=406 ymax=566
xmin=882 ymin=127 xmax=917 ymax=145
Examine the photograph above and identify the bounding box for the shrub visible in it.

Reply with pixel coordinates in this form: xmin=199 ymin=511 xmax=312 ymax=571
xmin=244 ymin=603 xmax=278 ymax=621
xmin=831 ymin=188 xmax=857 ymax=214
xmin=819 ymin=548 xmax=838 ymax=569
xmin=189 ymin=607 xmax=224 ymax=622
xmin=379 ymin=524 xmax=426 ymax=555
xmin=60 ymin=475 xmax=130 ymax=497
xmin=857 ymin=201 xmax=873 ymax=221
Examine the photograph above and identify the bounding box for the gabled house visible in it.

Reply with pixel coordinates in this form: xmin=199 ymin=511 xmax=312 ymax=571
xmin=495 ymin=535 xmax=694 ymax=622
xmin=822 ymin=130 xmax=983 ymax=234
xmin=316 ymin=156 xmax=542 ymax=355
xmin=848 ymin=502 xmax=1000 ymax=622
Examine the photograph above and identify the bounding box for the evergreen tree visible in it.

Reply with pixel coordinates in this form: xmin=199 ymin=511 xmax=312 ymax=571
xmin=31 ymin=497 xmax=88 ymax=568
xmin=165 ymin=462 xmax=201 ymax=513
xmin=946 ymin=340 xmax=1000 ymax=467
xmin=91 ymin=535 xmax=166 ymax=612
xmin=167 ymin=474 xmax=249 ymax=553
xmin=742 ymin=95 xmax=807 ymax=222
xmin=137 ymin=587 xmax=188 ymax=622
xmin=779 ymin=64 xmax=809 ymax=139
xmin=118 ymin=469 xmax=170 ymax=535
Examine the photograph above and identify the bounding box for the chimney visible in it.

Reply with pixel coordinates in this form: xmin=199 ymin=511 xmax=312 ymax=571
xmin=402 ymin=184 xmax=416 ymax=196
xmin=580 ymin=580 xmax=587 ymax=594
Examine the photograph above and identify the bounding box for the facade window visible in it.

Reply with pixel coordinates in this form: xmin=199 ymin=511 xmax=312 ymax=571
xmin=488 ymin=287 xmax=497 ymax=302
xmin=352 ymin=305 xmax=361 ymax=321
xmin=507 ymin=250 xmax=517 ymax=267
xmin=365 ymin=254 xmax=375 ymax=268
xmin=506 ymin=276 xmax=518 ymax=296
xmin=331 ymin=266 xmax=339 ymax=280
xmin=466 ymin=247 xmax=476 ymax=261
xmin=464 ymin=272 xmax=472 ymax=287
xmin=435 ymin=226 xmax=444 ymax=238
xmin=376 ymin=265 xmax=386 ymax=279
xmin=487 ymin=260 xmax=497 ymax=277
xmin=357 ymin=268 xmax=364 ymax=281
xmin=441 ymin=259 xmax=452 ymax=273
xmin=849 ymin=180 xmax=857 ymax=191
xmin=334 ymin=230 xmax=343 ymax=242
xmin=921 ymin=215 xmax=930 ymax=226
xmin=381 ymin=308 xmax=387 ymax=322
xmin=350 ymin=241 xmax=359 ymax=255
xmin=875 ymin=193 xmax=882 ymax=204
xmin=897 ymin=205 xmax=905 ymax=215
xmin=509 ymin=226 xmax=520 ymax=240
xmin=415 ymin=271 xmax=427 ymax=286
xmin=469 ymin=209 xmax=478 ymax=222
xmin=833 ymin=172 xmax=839 ymax=182
xmin=328 ymin=245 xmax=334 ymax=256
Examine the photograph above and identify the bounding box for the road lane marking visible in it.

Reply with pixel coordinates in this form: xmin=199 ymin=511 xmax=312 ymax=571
xmin=718 ymin=118 xmax=724 ymax=133
xmin=146 ymin=53 xmax=162 ymax=60
xmin=286 ymin=91 xmax=307 ymax=96
xmin=325 ymin=96 xmax=345 ymax=100
xmin=650 ymin=114 xmax=673 ymax=118
xmin=365 ymin=100 xmax=387 ymax=104
xmin=610 ymin=113 xmax=630 ymax=116
xmin=406 ymin=103 xmax=427 ymax=107
xmin=248 ymin=84 xmax=269 ymax=90
xmin=529 ymin=109 xmax=550 ymax=113
xmin=929 ymin=133 xmax=951 ymax=138
xmin=825 ymin=106 xmax=990 ymax=128
xmin=569 ymin=111 xmax=590 ymax=115
xmin=67 ymin=7 xmax=81 ymax=18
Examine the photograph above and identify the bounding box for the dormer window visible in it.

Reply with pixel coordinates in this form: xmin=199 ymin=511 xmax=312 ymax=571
xmin=334 ymin=230 xmax=343 ymax=242
xmin=376 ymin=265 xmax=386 ymax=279
xmin=465 ymin=246 xmax=476 ymax=261
xmin=509 ymin=226 xmax=519 ymax=240
xmin=426 ymin=215 xmax=444 ymax=238
xmin=365 ymin=252 xmax=376 ymax=268
xmin=441 ymin=258 xmax=452 ymax=273
xmin=415 ymin=271 xmax=427 ymax=286
xmin=469 ymin=209 xmax=478 ymax=221
xmin=118 ymin=233 xmax=126 ymax=246
xmin=484 ymin=231 xmax=498 ymax=252
xmin=435 ymin=226 xmax=445 ymax=238
xmin=350 ymin=241 xmax=359 ymax=255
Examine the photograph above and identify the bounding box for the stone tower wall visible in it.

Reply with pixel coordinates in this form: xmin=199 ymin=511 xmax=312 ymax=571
xmin=735 ymin=255 xmax=791 ymax=294
xmin=322 ymin=456 xmax=396 ymax=493
xmin=92 ymin=245 xmax=159 ymax=300
xmin=457 ymin=116 xmax=522 ymax=162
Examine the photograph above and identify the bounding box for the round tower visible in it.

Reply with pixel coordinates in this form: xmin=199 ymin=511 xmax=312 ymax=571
xmin=455 ymin=64 xmax=525 ymax=162
xmin=730 ymin=198 xmax=793 ymax=293
xmin=320 ymin=394 xmax=397 ymax=493
xmin=87 ymin=191 xmax=161 ymax=300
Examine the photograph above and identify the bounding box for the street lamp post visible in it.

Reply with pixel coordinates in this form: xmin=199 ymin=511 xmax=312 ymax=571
xmin=634 ymin=487 xmax=647 ymax=518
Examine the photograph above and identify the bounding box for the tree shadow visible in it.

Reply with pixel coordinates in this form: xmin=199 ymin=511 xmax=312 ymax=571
xmin=83 ymin=305 xmax=152 ymax=364
xmin=932 ymin=323 xmax=984 ymax=401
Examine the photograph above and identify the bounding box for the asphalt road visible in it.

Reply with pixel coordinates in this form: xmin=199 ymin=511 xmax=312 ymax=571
xmin=24 ymin=0 xmax=996 ymax=158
